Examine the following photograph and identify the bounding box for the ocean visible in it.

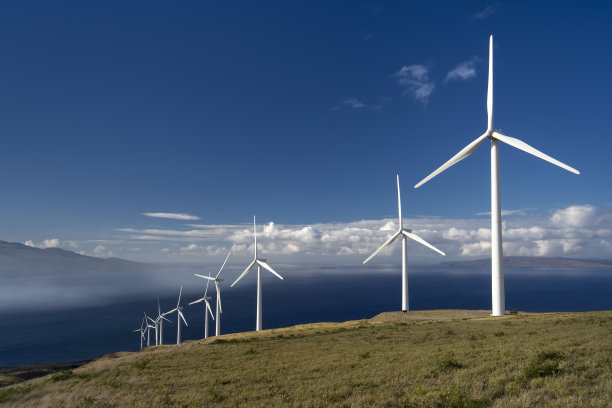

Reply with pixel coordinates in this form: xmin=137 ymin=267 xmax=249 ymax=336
xmin=1 ymin=265 xmax=611 ymax=368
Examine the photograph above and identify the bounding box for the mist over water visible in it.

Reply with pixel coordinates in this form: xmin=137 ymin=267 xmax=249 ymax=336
xmin=1 ymin=265 xmax=611 ymax=367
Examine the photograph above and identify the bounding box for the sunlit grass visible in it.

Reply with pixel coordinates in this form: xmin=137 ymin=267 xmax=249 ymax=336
xmin=1 ymin=310 xmax=610 ymax=407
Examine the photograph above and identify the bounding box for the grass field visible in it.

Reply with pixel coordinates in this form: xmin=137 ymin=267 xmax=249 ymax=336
xmin=1 ymin=309 xmax=610 ymax=407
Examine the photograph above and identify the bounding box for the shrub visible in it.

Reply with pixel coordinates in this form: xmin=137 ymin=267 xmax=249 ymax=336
xmin=437 ymin=387 xmax=490 ymax=408
xmin=0 ymin=385 xmax=33 ymax=403
xmin=524 ymin=350 xmax=565 ymax=379
xmin=132 ymin=359 xmax=150 ymax=370
xmin=49 ymin=370 xmax=73 ymax=382
xmin=438 ymin=355 xmax=464 ymax=372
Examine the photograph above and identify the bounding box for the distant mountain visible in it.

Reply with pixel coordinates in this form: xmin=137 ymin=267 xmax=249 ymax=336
xmin=0 ymin=240 xmax=153 ymax=278
xmin=444 ymin=256 xmax=612 ymax=269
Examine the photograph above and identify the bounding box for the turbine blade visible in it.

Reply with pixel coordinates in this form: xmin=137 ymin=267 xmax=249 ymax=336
xmin=178 ymin=310 xmax=188 ymax=326
xmin=397 ymin=174 xmax=402 ymax=229
xmin=414 ymin=132 xmax=489 ymax=188
xmin=491 ymin=131 xmax=580 ymax=174
xmin=177 ymin=286 xmax=183 ymax=307
xmin=403 ymin=230 xmax=446 ymax=256
xmin=189 ymin=298 xmax=205 ymax=305
xmin=162 ymin=316 xmax=172 ymax=323
xmin=206 ymin=300 xmax=215 ymax=320
xmin=253 ymin=215 xmax=258 ymax=259
xmin=363 ymin=230 xmax=401 ymax=264
xmin=257 ymin=260 xmax=283 ymax=280
xmin=194 ymin=274 xmax=216 ymax=281
xmin=216 ymin=250 xmax=231 ymax=279
xmin=216 ymin=283 xmax=223 ymax=313
xmin=204 ymin=275 xmax=211 ymax=298
xmin=157 ymin=297 xmax=161 ymax=317
xmin=231 ymin=259 xmax=256 ymax=287
xmin=488 ymin=35 xmax=494 ymax=130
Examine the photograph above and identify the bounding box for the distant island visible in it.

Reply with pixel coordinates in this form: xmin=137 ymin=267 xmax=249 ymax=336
xmin=0 ymin=240 xmax=153 ymax=278
xmin=444 ymin=256 xmax=612 ymax=269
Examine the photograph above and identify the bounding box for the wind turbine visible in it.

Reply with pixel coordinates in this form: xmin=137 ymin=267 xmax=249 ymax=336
xmin=189 ymin=273 xmax=215 ymax=339
xmin=364 ymin=175 xmax=445 ymax=311
xmin=133 ymin=317 xmax=146 ymax=350
xmin=144 ymin=313 xmax=155 ymax=347
xmin=166 ymin=286 xmax=188 ymax=344
xmin=193 ymin=250 xmax=231 ymax=337
xmin=146 ymin=314 xmax=158 ymax=345
xmin=154 ymin=297 xmax=171 ymax=345
xmin=231 ymin=216 xmax=283 ymax=331
xmin=414 ymin=35 xmax=580 ymax=316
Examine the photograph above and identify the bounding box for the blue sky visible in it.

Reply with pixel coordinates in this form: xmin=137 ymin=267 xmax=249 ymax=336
xmin=1 ymin=1 xmax=611 ymax=263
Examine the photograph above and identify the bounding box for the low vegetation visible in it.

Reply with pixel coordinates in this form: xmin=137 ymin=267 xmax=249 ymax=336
xmin=1 ymin=310 xmax=610 ymax=407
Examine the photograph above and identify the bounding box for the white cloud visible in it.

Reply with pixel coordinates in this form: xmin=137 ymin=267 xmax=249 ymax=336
xmin=477 ymin=209 xmax=526 ymax=217
xmin=142 ymin=212 xmax=200 ymax=221
xmin=550 ymin=205 xmax=598 ymax=228
xmin=92 ymin=245 xmax=114 ymax=258
xmin=445 ymin=57 xmax=479 ymax=82
xmin=24 ymin=238 xmax=61 ymax=249
xmin=472 ymin=4 xmax=499 ymax=20
xmin=330 ymin=98 xmax=366 ymax=111
xmin=392 ymin=65 xmax=435 ymax=103
xmin=110 ymin=204 xmax=612 ymax=262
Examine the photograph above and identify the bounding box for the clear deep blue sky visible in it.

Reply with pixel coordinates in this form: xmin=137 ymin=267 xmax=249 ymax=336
xmin=1 ymin=1 xmax=610 ymax=262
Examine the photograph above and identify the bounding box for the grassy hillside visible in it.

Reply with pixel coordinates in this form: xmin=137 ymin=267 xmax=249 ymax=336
xmin=1 ymin=310 xmax=610 ymax=407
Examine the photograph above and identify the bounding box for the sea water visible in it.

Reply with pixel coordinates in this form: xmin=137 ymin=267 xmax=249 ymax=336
xmin=0 ymin=265 xmax=610 ymax=367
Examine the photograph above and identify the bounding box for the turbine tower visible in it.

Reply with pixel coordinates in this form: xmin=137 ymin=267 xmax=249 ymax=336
xmin=194 ymin=250 xmax=230 ymax=337
xmin=364 ymin=175 xmax=445 ymax=311
xmin=415 ymin=35 xmax=580 ymax=316
xmin=189 ymin=273 xmax=215 ymax=339
xmin=166 ymin=286 xmax=188 ymax=344
xmin=231 ymin=216 xmax=283 ymax=331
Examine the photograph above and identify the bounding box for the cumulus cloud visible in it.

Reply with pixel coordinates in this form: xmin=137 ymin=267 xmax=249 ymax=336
xmin=111 ymin=204 xmax=612 ymax=262
xmin=142 ymin=212 xmax=200 ymax=221
xmin=550 ymin=205 xmax=598 ymax=228
xmin=24 ymin=238 xmax=61 ymax=249
xmin=445 ymin=57 xmax=479 ymax=82
xmin=392 ymin=65 xmax=435 ymax=103
xmin=92 ymin=245 xmax=114 ymax=258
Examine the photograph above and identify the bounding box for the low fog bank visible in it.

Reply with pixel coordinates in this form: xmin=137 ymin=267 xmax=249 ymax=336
xmin=2 ymin=257 xmax=609 ymax=312
xmin=0 ymin=263 xmax=423 ymax=312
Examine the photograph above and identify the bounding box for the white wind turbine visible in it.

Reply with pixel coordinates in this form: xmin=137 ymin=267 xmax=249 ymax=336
xmin=189 ymin=273 xmax=215 ymax=339
xmin=231 ymin=216 xmax=283 ymax=331
xmin=193 ymin=250 xmax=231 ymax=337
xmin=166 ymin=286 xmax=188 ymax=344
xmin=415 ymin=35 xmax=580 ymax=316
xmin=154 ymin=298 xmax=171 ymax=345
xmin=364 ymin=175 xmax=445 ymax=311
xmin=133 ymin=317 xmax=146 ymax=350
xmin=144 ymin=313 xmax=155 ymax=347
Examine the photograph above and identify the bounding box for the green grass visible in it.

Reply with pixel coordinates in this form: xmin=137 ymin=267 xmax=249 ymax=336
xmin=1 ymin=310 xmax=611 ymax=407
